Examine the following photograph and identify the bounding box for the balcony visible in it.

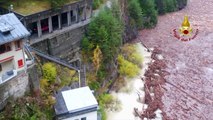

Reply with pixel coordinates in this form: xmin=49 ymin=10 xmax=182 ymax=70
xmin=0 ymin=70 xmax=17 ymax=84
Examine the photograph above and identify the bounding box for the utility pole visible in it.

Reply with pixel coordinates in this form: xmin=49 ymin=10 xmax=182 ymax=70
xmin=78 ymin=69 xmax=81 ymax=87
xmin=78 ymin=59 xmax=81 ymax=88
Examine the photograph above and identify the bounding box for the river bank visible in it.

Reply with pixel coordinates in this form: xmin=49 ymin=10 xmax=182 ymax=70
xmin=106 ymin=43 xmax=152 ymax=120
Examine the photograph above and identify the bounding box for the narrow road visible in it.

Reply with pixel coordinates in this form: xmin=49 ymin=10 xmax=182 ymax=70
xmin=137 ymin=0 xmax=213 ymax=119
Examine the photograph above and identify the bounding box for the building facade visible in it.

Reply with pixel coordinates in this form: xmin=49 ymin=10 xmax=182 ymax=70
xmin=0 ymin=0 xmax=93 ymax=65
xmin=0 ymin=13 xmax=30 ymax=84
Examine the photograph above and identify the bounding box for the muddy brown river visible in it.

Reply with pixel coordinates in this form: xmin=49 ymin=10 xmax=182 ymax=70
xmin=137 ymin=0 xmax=213 ymax=119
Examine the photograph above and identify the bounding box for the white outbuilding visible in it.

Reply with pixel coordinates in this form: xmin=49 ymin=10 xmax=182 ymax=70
xmin=54 ymin=86 xmax=99 ymax=120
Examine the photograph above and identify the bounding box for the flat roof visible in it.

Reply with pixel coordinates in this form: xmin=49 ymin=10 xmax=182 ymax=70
xmin=0 ymin=0 xmax=79 ymax=16
xmin=62 ymin=86 xmax=98 ymax=113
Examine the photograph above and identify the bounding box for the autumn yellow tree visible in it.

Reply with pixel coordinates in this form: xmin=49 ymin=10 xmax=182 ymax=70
xmin=93 ymin=45 xmax=103 ymax=74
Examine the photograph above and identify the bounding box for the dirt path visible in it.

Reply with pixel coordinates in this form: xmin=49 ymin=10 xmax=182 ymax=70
xmin=136 ymin=0 xmax=213 ymax=119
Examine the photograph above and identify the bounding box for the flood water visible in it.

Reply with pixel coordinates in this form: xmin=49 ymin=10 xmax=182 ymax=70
xmin=137 ymin=0 xmax=213 ymax=119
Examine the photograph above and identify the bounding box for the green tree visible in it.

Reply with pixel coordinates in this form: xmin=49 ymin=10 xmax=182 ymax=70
xmin=154 ymin=0 xmax=167 ymax=15
xmin=176 ymin=0 xmax=187 ymax=10
xmin=139 ymin=0 xmax=158 ymax=28
xmin=127 ymin=0 xmax=143 ymax=28
xmin=82 ymin=9 xmax=123 ymax=63
xmin=165 ymin=0 xmax=178 ymax=12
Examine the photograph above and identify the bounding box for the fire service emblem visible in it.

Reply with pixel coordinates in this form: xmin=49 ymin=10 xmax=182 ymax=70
xmin=173 ymin=15 xmax=198 ymax=41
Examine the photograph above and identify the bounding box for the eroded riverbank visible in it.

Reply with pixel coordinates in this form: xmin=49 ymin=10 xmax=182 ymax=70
xmin=107 ymin=43 xmax=152 ymax=120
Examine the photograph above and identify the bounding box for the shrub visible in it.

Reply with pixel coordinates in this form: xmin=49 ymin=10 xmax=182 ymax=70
xmin=40 ymin=79 xmax=49 ymax=90
xmin=92 ymin=0 xmax=101 ymax=10
xmin=117 ymin=55 xmax=140 ymax=78
xmin=121 ymin=44 xmax=143 ymax=67
xmin=42 ymin=62 xmax=57 ymax=83
xmin=88 ymin=81 xmax=101 ymax=91
xmin=56 ymin=65 xmax=78 ymax=87
xmin=98 ymin=94 xmax=114 ymax=108
xmin=98 ymin=103 xmax=107 ymax=120
xmin=50 ymin=0 xmax=68 ymax=9
xmin=128 ymin=52 xmax=143 ymax=67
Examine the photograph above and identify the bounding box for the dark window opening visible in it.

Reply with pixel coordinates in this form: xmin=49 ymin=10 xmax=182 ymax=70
xmin=41 ymin=18 xmax=49 ymax=33
xmin=28 ymin=22 xmax=37 ymax=34
xmin=81 ymin=117 xmax=86 ymax=120
xmin=71 ymin=10 xmax=76 ymax=22
xmin=61 ymin=12 xmax=68 ymax=27
xmin=52 ymin=15 xmax=59 ymax=30
xmin=0 ymin=43 xmax=11 ymax=54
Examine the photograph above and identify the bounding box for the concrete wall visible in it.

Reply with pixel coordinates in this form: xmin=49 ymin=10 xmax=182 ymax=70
xmin=0 ymin=60 xmax=14 ymax=77
xmin=32 ymin=25 xmax=86 ymax=62
xmin=0 ymin=71 xmax=29 ymax=110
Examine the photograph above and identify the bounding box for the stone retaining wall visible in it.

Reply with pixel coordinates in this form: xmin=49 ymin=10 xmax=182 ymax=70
xmin=32 ymin=26 xmax=86 ymax=62
xmin=0 ymin=71 xmax=29 ymax=110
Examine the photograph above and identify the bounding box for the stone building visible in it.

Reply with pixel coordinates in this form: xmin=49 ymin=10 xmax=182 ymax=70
xmin=0 ymin=0 xmax=93 ymax=64
xmin=0 ymin=13 xmax=30 ymax=84
xmin=0 ymin=0 xmax=93 ymax=44
xmin=0 ymin=13 xmax=31 ymax=110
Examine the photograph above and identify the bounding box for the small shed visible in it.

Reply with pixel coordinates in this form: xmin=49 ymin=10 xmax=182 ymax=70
xmin=54 ymin=86 xmax=99 ymax=120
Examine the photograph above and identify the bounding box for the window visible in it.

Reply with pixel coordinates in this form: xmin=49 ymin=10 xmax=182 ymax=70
xmin=81 ymin=117 xmax=86 ymax=120
xmin=15 ymin=40 xmax=22 ymax=50
xmin=18 ymin=59 xmax=24 ymax=68
xmin=0 ymin=43 xmax=11 ymax=54
xmin=0 ymin=64 xmax=2 ymax=71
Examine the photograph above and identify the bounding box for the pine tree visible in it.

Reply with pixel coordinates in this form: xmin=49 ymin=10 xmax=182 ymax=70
xmin=139 ymin=0 xmax=158 ymax=28
xmin=154 ymin=0 xmax=167 ymax=15
xmin=176 ymin=0 xmax=187 ymax=10
xmin=127 ymin=0 xmax=143 ymax=28
xmin=81 ymin=9 xmax=123 ymax=63
xmin=165 ymin=0 xmax=178 ymax=12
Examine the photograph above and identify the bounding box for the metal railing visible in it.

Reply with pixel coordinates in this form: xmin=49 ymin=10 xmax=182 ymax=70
xmin=25 ymin=45 xmax=86 ymax=87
